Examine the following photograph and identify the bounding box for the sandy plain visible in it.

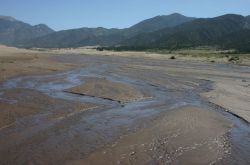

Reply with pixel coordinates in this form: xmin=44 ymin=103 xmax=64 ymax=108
xmin=0 ymin=45 xmax=250 ymax=165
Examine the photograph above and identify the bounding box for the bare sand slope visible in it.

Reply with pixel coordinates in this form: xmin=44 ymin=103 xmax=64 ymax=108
xmin=69 ymin=106 xmax=232 ymax=165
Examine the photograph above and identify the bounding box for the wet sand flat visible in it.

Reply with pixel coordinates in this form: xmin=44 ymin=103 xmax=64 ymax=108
xmin=70 ymin=106 xmax=232 ymax=165
xmin=0 ymin=88 xmax=97 ymax=129
xmin=67 ymin=77 xmax=146 ymax=103
xmin=0 ymin=46 xmax=250 ymax=164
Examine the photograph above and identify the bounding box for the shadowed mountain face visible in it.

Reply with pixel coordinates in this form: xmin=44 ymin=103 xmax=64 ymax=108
xmin=122 ymin=14 xmax=250 ymax=51
xmin=128 ymin=13 xmax=196 ymax=34
xmin=246 ymin=15 xmax=250 ymax=27
xmin=246 ymin=15 xmax=250 ymax=21
xmin=218 ymin=29 xmax=250 ymax=52
xmin=16 ymin=13 xmax=196 ymax=48
xmin=0 ymin=16 xmax=54 ymax=45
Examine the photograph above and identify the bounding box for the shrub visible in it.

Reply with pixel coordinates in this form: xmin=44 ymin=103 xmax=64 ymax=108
xmin=228 ymin=56 xmax=239 ymax=62
xmin=170 ymin=56 xmax=176 ymax=60
xmin=97 ymin=47 xmax=104 ymax=51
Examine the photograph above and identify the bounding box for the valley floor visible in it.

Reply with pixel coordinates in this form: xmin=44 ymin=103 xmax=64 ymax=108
xmin=0 ymin=46 xmax=250 ymax=164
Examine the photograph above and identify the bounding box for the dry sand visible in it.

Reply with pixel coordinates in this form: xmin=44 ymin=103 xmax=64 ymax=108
xmin=0 ymin=45 xmax=83 ymax=82
xmin=44 ymin=47 xmax=250 ymax=64
xmin=202 ymin=78 xmax=250 ymax=123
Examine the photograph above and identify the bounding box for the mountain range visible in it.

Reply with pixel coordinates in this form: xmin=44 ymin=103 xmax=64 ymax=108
xmin=122 ymin=14 xmax=250 ymax=51
xmin=15 ymin=13 xmax=195 ymax=48
xmin=0 ymin=16 xmax=54 ymax=45
xmin=0 ymin=13 xmax=250 ymax=52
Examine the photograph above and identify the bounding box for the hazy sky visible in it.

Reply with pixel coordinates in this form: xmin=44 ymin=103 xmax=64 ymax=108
xmin=1 ymin=0 xmax=250 ymax=31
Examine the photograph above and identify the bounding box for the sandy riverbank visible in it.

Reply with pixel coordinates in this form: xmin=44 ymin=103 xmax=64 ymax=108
xmin=202 ymin=78 xmax=250 ymax=123
xmin=0 ymin=45 xmax=250 ymax=164
xmin=0 ymin=45 xmax=83 ymax=82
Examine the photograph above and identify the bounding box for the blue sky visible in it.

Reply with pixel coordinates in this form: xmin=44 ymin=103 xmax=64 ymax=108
xmin=1 ymin=0 xmax=250 ymax=31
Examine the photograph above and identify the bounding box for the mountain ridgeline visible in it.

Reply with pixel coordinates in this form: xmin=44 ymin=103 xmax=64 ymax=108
xmin=0 ymin=13 xmax=250 ymax=52
xmin=123 ymin=13 xmax=196 ymax=36
xmin=17 ymin=13 xmax=196 ymax=48
xmin=0 ymin=16 xmax=54 ymax=45
xmin=121 ymin=14 xmax=250 ymax=52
